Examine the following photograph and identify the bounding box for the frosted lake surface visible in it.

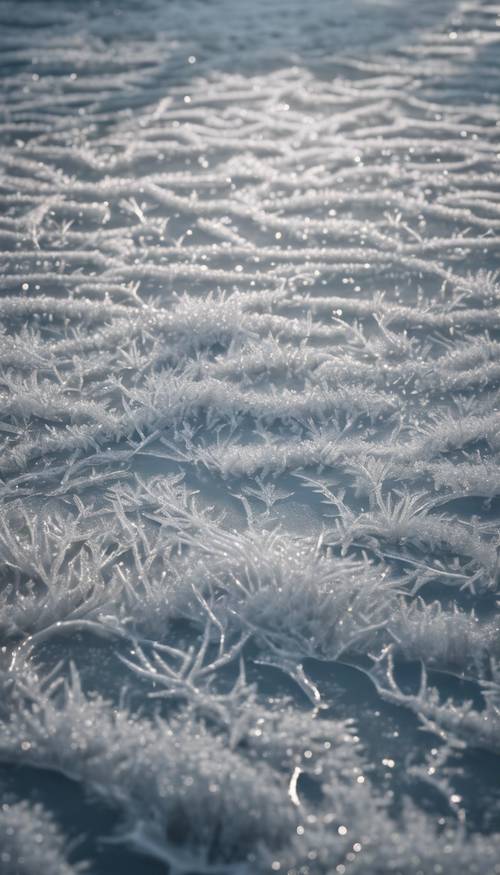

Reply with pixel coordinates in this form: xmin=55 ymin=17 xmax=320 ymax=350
xmin=0 ymin=1 xmax=500 ymax=872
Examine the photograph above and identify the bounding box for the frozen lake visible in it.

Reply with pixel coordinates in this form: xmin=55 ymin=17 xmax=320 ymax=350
xmin=0 ymin=1 xmax=500 ymax=872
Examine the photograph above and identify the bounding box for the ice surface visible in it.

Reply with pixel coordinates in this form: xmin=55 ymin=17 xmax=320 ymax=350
xmin=0 ymin=0 xmax=500 ymax=872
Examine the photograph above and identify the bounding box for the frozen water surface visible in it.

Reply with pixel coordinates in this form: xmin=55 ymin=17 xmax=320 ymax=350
xmin=0 ymin=0 xmax=500 ymax=872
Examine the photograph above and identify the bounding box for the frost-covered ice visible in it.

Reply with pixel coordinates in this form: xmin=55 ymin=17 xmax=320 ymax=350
xmin=0 ymin=0 xmax=500 ymax=872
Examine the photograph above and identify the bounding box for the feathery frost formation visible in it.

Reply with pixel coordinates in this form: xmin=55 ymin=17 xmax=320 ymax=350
xmin=0 ymin=0 xmax=500 ymax=872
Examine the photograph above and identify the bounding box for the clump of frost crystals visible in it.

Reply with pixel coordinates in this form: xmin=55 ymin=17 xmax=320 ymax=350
xmin=0 ymin=800 xmax=87 ymax=875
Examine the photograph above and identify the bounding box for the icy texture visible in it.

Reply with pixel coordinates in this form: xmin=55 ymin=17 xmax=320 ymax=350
xmin=0 ymin=0 xmax=500 ymax=872
xmin=0 ymin=799 xmax=87 ymax=875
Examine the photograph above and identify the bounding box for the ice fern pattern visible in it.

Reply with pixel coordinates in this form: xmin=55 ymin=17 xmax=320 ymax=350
xmin=0 ymin=0 xmax=500 ymax=872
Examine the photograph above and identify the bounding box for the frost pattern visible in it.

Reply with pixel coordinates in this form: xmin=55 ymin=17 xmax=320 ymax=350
xmin=1 ymin=0 xmax=500 ymax=872
xmin=0 ymin=799 xmax=86 ymax=875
